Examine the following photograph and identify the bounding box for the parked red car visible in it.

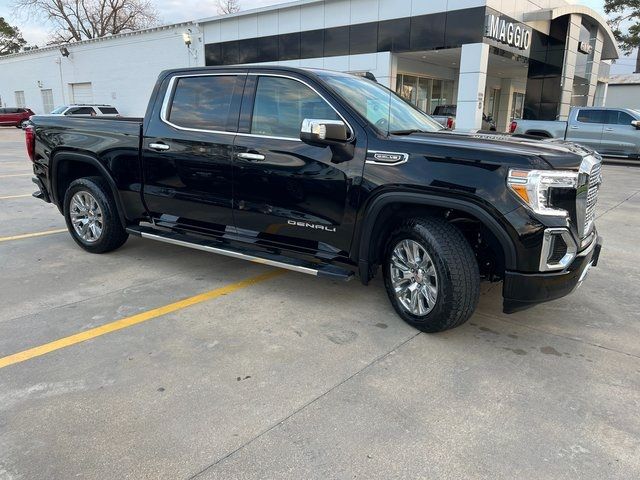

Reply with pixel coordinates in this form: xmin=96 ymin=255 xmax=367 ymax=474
xmin=0 ymin=107 xmax=35 ymax=128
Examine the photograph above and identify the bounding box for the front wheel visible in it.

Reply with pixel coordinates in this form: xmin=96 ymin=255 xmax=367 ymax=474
xmin=383 ymin=217 xmax=480 ymax=333
xmin=63 ymin=177 xmax=128 ymax=253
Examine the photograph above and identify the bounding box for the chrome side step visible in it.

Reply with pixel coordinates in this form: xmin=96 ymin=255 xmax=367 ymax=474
xmin=126 ymin=225 xmax=354 ymax=281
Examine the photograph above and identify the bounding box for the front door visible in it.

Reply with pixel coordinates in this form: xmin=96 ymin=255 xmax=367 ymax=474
xmin=232 ymin=74 xmax=364 ymax=256
xmin=599 ymin=110 xmax=640 ymax=157
xmin=568 ymin=109 xmax=605 ymax=153
xmin=142 ymin=73 xmax=245 ymax=234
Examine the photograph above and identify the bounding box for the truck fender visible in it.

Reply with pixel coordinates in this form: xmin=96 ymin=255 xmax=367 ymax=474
xmin=50 ymin=151 xmax=128 ymax=228
xmin=356 ymin=192 xmax=517 ymax=284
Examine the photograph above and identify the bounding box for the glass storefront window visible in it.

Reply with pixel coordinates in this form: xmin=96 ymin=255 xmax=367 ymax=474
xmin=396 ymin=74 xmax=454 ymax=116
xmin=511 ymin=92 xmax=525 ymax=119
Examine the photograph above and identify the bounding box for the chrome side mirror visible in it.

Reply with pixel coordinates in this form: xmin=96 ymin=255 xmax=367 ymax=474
xmin=632 ymin=120 xmax=640 ymax=130
xmin=300 ymin=119 xmax=349 ymax=144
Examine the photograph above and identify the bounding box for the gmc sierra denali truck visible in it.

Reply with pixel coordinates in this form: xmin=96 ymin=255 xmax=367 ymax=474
xmin=26 ymin=67 xmax=603 ymax=332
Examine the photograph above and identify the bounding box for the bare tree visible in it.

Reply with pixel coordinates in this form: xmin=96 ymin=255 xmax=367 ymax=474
xmin=217 ymin=0 xmax=240 ymax=15
xmin=12 ymin=0 xmax=161 ymax=44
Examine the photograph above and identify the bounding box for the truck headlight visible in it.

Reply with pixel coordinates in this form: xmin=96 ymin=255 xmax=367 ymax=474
xmin=507 ymin=169 xmax=578 ymax=216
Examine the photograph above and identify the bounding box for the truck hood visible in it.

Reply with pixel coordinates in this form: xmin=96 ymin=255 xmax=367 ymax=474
xmin=393 ymin=130 xmax=591 ymax=170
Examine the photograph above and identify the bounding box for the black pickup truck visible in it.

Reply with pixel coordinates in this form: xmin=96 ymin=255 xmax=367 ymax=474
xmin=26 ymin=66 xmax=602 ymax=332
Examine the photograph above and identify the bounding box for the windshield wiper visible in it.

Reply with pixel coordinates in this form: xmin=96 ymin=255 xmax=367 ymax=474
xmin=388 ymin=129 xmax=430 ymax=135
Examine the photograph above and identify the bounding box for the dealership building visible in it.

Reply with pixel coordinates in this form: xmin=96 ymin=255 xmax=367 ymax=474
xmin=0 ymin=0 xmax=619 ymax=131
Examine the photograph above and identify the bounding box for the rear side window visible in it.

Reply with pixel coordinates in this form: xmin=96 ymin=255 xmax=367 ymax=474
xmin=99 ymin=107 xmax=118 ymax=114
xmin=251 ymin=76 xmax=339 ymax=138
xmin=67 ymin=107 xmax=96 ymax=115
xmin=576 ymin=110 xmax=605 ymax=124
xmin=605 ymin=110 xmax=635 ymax=126
xmin=0 ymin=109 xmax=5 ymax=114
xmin=168 ymin=75 xmax=236 ymax=130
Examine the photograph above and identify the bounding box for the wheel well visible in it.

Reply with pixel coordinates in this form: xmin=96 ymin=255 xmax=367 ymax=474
xmin=524 ymin=130 xmax=552 ymax=138
xmin=364 ymin=203 xmax=506 ymax=282
xmin=55 ymin=159 xmax=103 ymax=208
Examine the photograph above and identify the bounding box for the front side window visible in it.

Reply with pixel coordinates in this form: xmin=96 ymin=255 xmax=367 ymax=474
xmin=606 ymin=110 xmax=635 ymax=126
xmin=168 ymin=75 xmax=236 ymax=131
xmin=251 ymin=76 xmax=340 ymax=139
xmin=321 ymin=72 xmax=442 ymax=134
xmin=577 ymin=110 xmax=605 ymax=124
xmin=51 ymin=106 xmax=67 ymax=114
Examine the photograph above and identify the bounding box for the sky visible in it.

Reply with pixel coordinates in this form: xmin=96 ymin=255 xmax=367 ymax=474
xmin=0 ymin=0 xmax=636 ymax=72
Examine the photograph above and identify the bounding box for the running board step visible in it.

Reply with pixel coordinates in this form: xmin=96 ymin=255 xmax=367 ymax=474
xmin=126 ymin=225 xmax=354 ymax=281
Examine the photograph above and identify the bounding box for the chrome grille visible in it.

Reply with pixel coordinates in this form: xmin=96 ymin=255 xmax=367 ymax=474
xmin=583 ymin=162 xmax=601 ymax=236
xmin=576 ymin=156 xmax=602 ymax=239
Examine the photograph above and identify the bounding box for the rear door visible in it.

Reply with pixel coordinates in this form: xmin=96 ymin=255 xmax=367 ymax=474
xmin=566 ymin=109 xmax=605 ymax=152
xmin=599 ymin=110 xmax=640 ymax=157
xmin=231 ymin=72 xmax=364 ymax=256
xmin=141 ymin=72 xmax=245 ymax=235
xmin=0 ymin=108 xmax=8 ymax=125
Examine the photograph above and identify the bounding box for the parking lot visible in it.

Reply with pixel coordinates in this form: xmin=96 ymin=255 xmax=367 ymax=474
xmin=0 ymin=126 xmax=639 ymax=479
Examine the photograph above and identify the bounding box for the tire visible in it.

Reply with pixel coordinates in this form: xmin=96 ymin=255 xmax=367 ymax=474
xmin=382 ymin=217 xmax=480 ymax=333
xmin=63 ymin=177 xmax=128 ymax=253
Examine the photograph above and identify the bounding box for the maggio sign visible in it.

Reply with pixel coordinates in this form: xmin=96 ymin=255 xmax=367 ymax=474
xmin=485 ymin=14 xmax=532 ymax=51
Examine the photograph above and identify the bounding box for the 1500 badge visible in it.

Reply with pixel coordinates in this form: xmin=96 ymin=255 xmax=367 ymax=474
xmin=288 ymin=220 xmax=337 ymax=232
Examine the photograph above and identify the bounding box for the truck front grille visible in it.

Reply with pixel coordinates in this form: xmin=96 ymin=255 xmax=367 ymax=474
xmin=576 ymin=156 xmax=602 ymax=240
xmin=583 ymin=162 xmax=601 ymax=237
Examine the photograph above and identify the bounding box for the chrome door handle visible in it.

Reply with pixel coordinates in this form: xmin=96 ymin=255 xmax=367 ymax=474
xmin=149 ymin=142 xmax=170 ymax=151
xmin=236 ymin=152 xmax=265 ymax=161
xmin=570 ymin=126 xmax=579 ymax=129
xmin=605 ymin=128 xmax=614 ymax=131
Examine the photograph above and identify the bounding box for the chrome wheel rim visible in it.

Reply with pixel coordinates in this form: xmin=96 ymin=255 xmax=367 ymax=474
xmin=70 ymin=191 xmax=103 ymax=243
xmin=390 ymin=239 xmax=438 ymax=316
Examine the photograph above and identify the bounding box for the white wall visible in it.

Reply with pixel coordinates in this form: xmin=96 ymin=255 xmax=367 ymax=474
xmin=605 ymin=85 xmax=640 ymax=110
xmin=0 ymin=24 xmax=202 ymax=117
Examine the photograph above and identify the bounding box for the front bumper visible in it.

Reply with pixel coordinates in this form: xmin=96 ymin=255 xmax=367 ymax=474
xmin=502 ymin=235 xmax=602 ymax=314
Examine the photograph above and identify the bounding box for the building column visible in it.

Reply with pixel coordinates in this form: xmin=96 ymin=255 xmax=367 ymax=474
xmin=586 ymin=29 xmax=604 ymax=106
xmin=455 ymin=43 xmax=489 ymax=131
xmin=558 ymin=14 xmax=581 ymax=120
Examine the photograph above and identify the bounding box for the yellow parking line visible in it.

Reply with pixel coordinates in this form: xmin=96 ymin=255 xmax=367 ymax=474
xmin=0 ymin=269 xmax=285 ymax=369
xmin=0 ymin=173 xmax=32 ymax=178
xmin=0 ymin=228 xmax=67 ymax=243
xmin=0 ymin=194 xmax=32 ymax=200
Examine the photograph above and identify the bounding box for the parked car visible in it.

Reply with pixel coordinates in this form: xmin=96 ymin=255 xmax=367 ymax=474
xmin=510 ymin=106 xmax=640 ymax=159
xmin=431 ymin=104 xmax=497 ymax=131
xmin=49 ymin=104 xmax=121 ymax=117
xmin=0 ymin=107 xmax=34 ymax=128
xmin=26 ymin=67 xmax=602 ymax=333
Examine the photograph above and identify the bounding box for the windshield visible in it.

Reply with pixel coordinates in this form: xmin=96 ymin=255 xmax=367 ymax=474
xmin=50 ymin=106 xmax=67 ymax=114
xmin=320 ymin=73 xmax=443 ymax=135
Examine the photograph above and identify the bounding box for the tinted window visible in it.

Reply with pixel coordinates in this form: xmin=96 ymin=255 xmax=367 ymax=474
xmin=257 ymin=36 xmax=278 ymax=63
xmin=410 ymin=13 xmax=446 ymax=50
xmin=301 ymin=29 xmax=324 ymax=58
xmin=279 ymin=32 xmax=300 ymax=61
xmin=324 ymin=26 xmax=349 ymax=57
xmin=99 ymin=107 xmax=118 ymax=114
xmin=378 ymin=18 xmax=410 ymax=52
xmin=251 ymin=76 xmax=339 ymax=139
xmin=576 ymin=110 xmax=605 ymax=124
xmin=67 ymin=107 xmax=95 ymax=115
xmin=169 ymin=76 xmax=237 ymax=130
xmin=205 ymin=43 xmax=222 ymax=66
xmin=238 ymin=38 xmax=258 ymax=63
xmin=606 ymin=110 xmax=635 ymax=125
xmin=0 ymin=109 xmax=5 ymax=114
xmin=350 ymin=23 xmax=377 ymax=55
xmin=221 ymin=42 xmax=239 ymax=65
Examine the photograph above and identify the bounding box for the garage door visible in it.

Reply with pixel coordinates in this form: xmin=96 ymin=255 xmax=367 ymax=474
xmin=71 ymin=83 xmax=93 ymax=104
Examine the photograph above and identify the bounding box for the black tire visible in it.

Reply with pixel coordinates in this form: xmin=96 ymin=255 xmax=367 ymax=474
xmin=382 ymin=217 xmax=480 ymax=333
xmin=63 ymin=177 xmax=128 ymax=253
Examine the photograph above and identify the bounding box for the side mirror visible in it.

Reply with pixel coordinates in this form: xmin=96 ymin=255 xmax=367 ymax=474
xmin=300 ymin=119 xmax=349 ymax=144
xmin=632 ymin=120 xmax=640 ymax=130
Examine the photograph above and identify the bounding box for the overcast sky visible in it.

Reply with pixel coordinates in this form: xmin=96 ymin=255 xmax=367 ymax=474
xmin=0 ymin=0 xmax=636 ymax=72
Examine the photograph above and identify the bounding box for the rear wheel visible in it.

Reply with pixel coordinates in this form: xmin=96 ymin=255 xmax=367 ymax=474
xmin=383 ymin=217 xmax=480 ymax=333
xmin=63 ymin=177 xmax=128 ymax=253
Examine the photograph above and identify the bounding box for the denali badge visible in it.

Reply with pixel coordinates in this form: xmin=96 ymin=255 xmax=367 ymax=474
xmin=288 ymin=220 xmax=337 ymax=232
xmin=366 ymin=150 xmax=409 ymax=165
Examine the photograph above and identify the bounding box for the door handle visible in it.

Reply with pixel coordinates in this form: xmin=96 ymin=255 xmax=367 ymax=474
xmin=236 ymin=152 xmax=265 ymax=161
xmin=570 ymin=126 xmax=579 ymax=129
xmin=149 ymin=142 xmax=170 ymax=152
xmin=605 ymin=128 xmax=614 ymax=131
